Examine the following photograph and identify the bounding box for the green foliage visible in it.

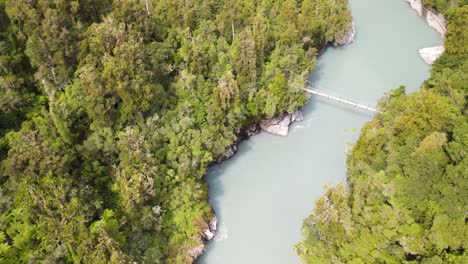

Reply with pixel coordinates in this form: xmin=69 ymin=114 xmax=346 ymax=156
xmin=297 ymin=5 xmax=468 ymax=263
xmin=422 ymin=0 xmax=468 ymax=13
xmin=0 ymin=0 xmax=37 ymax=135
xmin=0 ymin=0 xmax=353 ymax=262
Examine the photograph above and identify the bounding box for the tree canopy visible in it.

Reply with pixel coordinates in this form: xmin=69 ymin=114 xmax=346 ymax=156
xmin=0 ymin=0 xmax=352 ymax=262
xmin=296 ymin=3 xmax=468 ymax=264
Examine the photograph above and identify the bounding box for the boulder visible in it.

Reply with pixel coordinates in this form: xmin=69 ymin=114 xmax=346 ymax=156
xmin=260 ymin=114 xmax=290 ymax=136
xmin=333 ymin=22 xmax=356 ymax=47
xmin=202 ymin=215 xmax=217 ymax=241
xmin=419 ymin=46 xmax=445 ymax=64
xmin=260 ymin=110 xmax=304 ymax=136
xmin=203 ymin=229 xmax=215 ymax=241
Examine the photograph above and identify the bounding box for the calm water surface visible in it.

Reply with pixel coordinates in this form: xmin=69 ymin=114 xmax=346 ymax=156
xmin=198 ymin=0 xmax=442 ymax=263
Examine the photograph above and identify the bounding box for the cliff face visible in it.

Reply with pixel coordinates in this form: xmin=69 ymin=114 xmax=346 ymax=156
xmin=406 ymin=0 xmax=447 ymax=64
xmin=419 ymin=46 xmax=445 ymax=64
xmin=188 ymin=215 xmax=218 ymax=262
xmin=405 ymin=0 xmax=447 ymax=36
xmin=333 ymin=22 xmax=356 ymax=47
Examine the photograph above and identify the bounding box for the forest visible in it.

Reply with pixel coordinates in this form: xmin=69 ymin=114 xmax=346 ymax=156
xmin=0 ymin=0 xmax=352 ymax=263
xmin=296 ymin=1 xmax=468 ymax=263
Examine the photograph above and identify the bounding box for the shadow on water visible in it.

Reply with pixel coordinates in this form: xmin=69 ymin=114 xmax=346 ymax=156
xmin=199 ymin=141 xmax=257 ymax=264
xmin=309 ymin=59 xmax=326 ymax=84
xmin=204 ymin=140 xmax=255 ymax=221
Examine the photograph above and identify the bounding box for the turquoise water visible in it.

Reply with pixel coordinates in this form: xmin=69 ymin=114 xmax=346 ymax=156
xmin=198 ymin=0 xmax=442 ymax=263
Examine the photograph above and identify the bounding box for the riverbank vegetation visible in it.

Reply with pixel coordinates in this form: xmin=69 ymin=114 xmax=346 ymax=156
xmin=423 ymin=0 xmax=467 ymax=13
xmin=297 ymin=3 xmax=467 ymax=263
xmin=0 ymin=0 xmax=353 ymax=262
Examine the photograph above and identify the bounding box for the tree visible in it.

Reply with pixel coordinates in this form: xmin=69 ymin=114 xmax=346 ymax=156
xmin=0 ymin=0 xmax=357 ymax=262
xmin=297 ymin=4 xmax=468 ymax=261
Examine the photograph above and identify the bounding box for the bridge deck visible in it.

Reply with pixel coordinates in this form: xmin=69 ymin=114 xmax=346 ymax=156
xmin=303 ymin=86 xmax=382 ymax=113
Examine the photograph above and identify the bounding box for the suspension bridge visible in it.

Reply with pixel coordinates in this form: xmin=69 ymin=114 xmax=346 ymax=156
xmin=303 ymin=81 xmax=382 ymax=113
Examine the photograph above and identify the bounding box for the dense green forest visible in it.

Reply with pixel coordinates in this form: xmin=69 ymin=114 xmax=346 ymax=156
xmin=296 ymin=2 xmax=468 ymax=264
xmin=423 ymin=0 xmax=468 ymax=13
xmin=0 ymin=0 xmax=352 ymax=263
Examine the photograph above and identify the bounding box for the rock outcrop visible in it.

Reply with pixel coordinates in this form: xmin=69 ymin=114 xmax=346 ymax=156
xmin=216 ymin=144 xmax=238 ymax=163
xmin=426 ymin=11 xmax=446 ymax=36
xmin=419 ymin=46 xmax=445 ymax=64
xmin=405 ymin=0 xmax=446 ymax=64
xmin=188 ymin=243 xmax=205 ymax=261
xmin=215 ymin=124 xmax=261 ymax=163
xmin=406 ymin=0 xmax=423 ymax=16
xmin=260 ymin=110 xmax=304 ymax=136
xmin=405 ymin=0 xmax=446 ymax=36
xmin=333 ymin=22 xmax=356 ymax=47
xmin=188 ymin=215 xmax=218 ymax=262
xmin=202 ymin=215 xmax=217 ymax=240
xmin=244 ymin=123 xmax=261 ymax=138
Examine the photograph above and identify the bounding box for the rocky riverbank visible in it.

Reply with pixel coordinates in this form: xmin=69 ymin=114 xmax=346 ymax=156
xmin=405 ymin=0 xmax=446 ymax=36
xmin=189 ymin=107 xmax=305 ymax=261
xmin=260 ymin=110 xmax=304 ymax=136
xmin=190 ymin=110 xmax=305 ymax=261
xmin=405 ymin=0 xmax=446 ymax=64
xmin=419 ymin=46 xmax=445 ymax=64
xmin=214 ymin=109 xmax=304 ymax=164
xmin=192 ymin=18 xmax=357 ymax=263
xmin=187 ymin=215 xmax=218 ymax=262
xmin=333 ymin=22 xmax=356 ymax=47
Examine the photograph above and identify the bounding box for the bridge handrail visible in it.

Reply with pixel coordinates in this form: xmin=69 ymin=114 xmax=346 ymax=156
xmin=304 ymin=81 xmax=382 ymax=113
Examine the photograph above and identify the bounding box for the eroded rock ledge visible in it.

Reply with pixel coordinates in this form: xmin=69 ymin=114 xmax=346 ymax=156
xmin=333 ymin=22 xmax=356 ymax=47
xmin=419 ymin=46 xmax=445 ymax=64
xmin=405 ymin=0 xmax=446 ymax=64
xmin=406 ymin=0 xmax=446 ymax=36
xmin=215 ymin=109 xmax=305 ymax=164
xmin=260 ymin=110 xmax=304 ymax=136
xmin=188 ymin=215 xmax=217 ymax=261
xmin=215 ymin=123 xmax=261 ymax=163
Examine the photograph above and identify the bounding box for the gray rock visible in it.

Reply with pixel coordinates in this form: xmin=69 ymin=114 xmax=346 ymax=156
xmin=426 ymin=11 xmax=446 ymax=36
xmin=203 ymin=229 xmax=215 ymax=241
xmin=406 ymin=0 xmax=423 ymax=16
xmin=419 ymin=46 xmax=445 ymax=64
xmin=291 ymin=110 xmax=304 ymax=122
xmin=189 ymin=214 xmax=218 ymax=262
xmin=260 ymin=114 xmax=290 ymax=136
xmin=202 ymin=214 xmax=217 ymax=241
xmin=217 ymin=144 xmax=238 ymax=163
xmin=405 ymin=0 xmax=446 ymax=36
xmin=260 ymin=110 xmax=304 ymax=136
xmin=333 ymin=22 xmax=356 ymax=47
xmin=188 ymin=243 xmax=205 ymax=261
xmin=209 ymin=215 xmax=217 ymax=234
xmin=245 ymin=124 xmax=261 ymax=137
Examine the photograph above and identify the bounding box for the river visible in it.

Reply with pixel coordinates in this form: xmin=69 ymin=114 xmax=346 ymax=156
xmin=198 ymin=0 xmax=442 ymax=263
